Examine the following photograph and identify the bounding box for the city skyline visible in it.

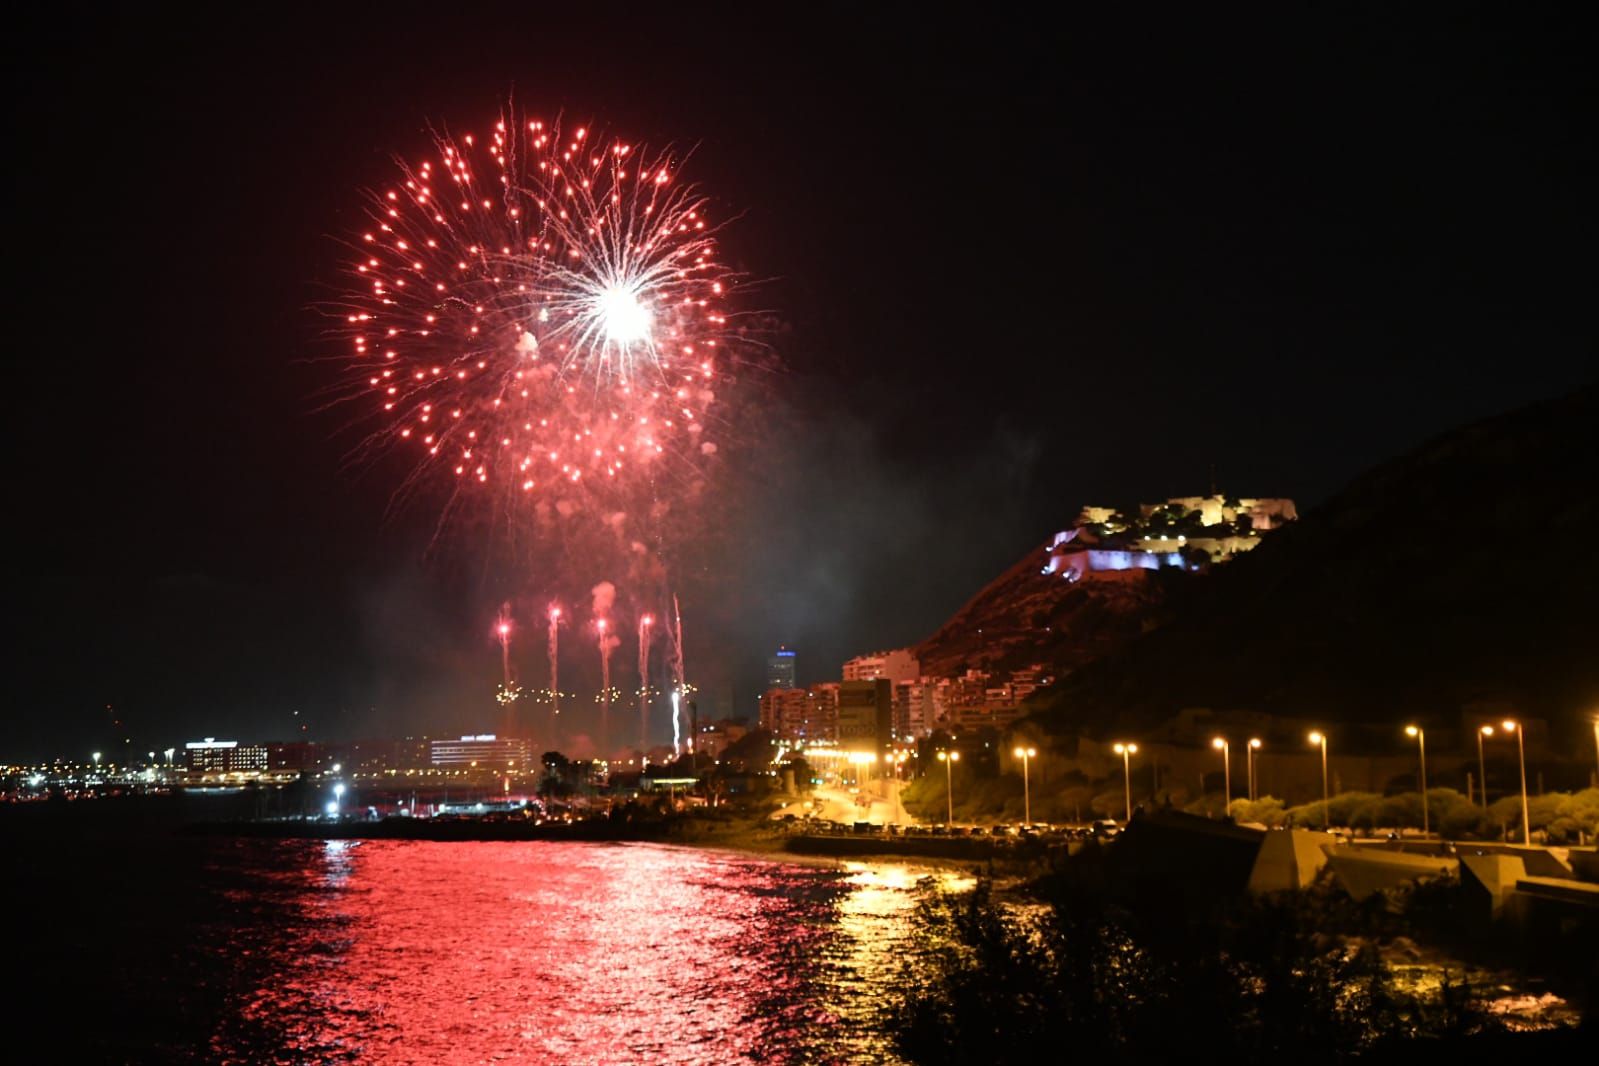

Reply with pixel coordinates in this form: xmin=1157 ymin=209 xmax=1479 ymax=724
xmin=8 ymin=9 xmax=1594 ymax=759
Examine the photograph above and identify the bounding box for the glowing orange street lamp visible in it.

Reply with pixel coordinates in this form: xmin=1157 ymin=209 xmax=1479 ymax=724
xmin=1477 ymin=725 xmax=1494 ymax=810
xmin=936 ymin=750 xmax=960 ymax=827
xmin=1501 ymin=720 xmax=1531 ymax=846
xmin=1211 ymin=737 xmax=1231 ymax=809
xmin=1112 ymin=742 xmax=1138 ymax=822
xmin=1247 ymin=738 xmax=1262 ymax=801
xmin=1308 ymin=731 xmax=1329 ymax=830
xmin=1406 ymin=725 xmax=1429 ymax=838
xmin=1013 ymin=746 xmax=1037 ymax=825
xmin=1591 ymin=716 xmax=1598 ymax=782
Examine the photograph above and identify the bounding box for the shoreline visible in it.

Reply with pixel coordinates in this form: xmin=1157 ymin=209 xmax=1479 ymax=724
xmin=174 ymin=816 xmax=1041 ymax=880
xmin=1 ymin=798 xmax=1041 ymax=880
xmin=689 ymin=835 xmax=1022 ymax=879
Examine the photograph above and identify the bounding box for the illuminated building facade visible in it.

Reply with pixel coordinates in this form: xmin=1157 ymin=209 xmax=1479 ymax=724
xmin=766 ymin=646 xmax=798 ymax=690
xmin=842 ymin=648 xmax=920 ymax=684
xmin=808 ymin=683 xmax=840 ymax=739
xmin=759 ymin=685 xmax=840 ymax=742
xmin=760 ymin=687 xmax=809 ymax=738
xmin=428 ymin=734 xmax=532 ymax=768
xmin=183 ymin=738 xmax=269 ymax=773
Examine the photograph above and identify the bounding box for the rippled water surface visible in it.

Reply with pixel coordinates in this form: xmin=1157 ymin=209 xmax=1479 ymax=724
xmin=44 ymin=837 xmax=967 ymax=1064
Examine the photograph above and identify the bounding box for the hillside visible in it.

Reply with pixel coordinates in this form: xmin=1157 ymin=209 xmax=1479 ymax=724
xmin=1028 ymin=387 xmax=1599 ymax=734
xmin=913 ymin=548 xmax=1177 ymax=679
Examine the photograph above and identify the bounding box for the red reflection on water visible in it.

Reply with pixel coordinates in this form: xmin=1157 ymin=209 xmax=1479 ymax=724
xmin=232 ymin=841 xmax=916 ymax=1064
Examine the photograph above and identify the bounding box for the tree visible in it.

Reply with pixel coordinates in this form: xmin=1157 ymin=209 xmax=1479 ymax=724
xmin=1550 ymin=788 xmax=1599 ymax=842
xmin=718 ymin=728 xmax=777 ymax=772
xmin=1228 ymin=796 xmax=1287 ymax=827
xmin=782 ymin=756 xmax=815 ymax=792
xmin=537 ymin=769 xmax=573 ymax=800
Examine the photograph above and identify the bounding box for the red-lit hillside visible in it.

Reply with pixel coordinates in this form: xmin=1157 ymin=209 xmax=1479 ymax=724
xmin=913 ymin=543 xmax=1180 ymax=681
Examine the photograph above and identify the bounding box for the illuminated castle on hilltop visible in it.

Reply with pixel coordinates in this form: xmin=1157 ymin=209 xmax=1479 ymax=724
xmin=1045 ymin=494 xmax=1296 ymax=582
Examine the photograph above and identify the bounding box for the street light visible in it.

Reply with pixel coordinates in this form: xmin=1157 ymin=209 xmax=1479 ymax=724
xmin=1211 ymin=737 xmax=1231 ymax=812
xmin=1308 ymin=731 xmax=1329 ymax=830
xmin=936 ymin=750 xmax=960 ymax=827
xmin=92 ymin=751 xmax=101 ymax=769
xmin=1591 ymin=716 xmax=1598 ymax=782
xmin=889 ymin=751 xmax=910 ymax=825
xmin=1112 ymin=742 xmax=1138 ymax=822
xmin=1247 ymin=738 xmax=1262 ymax=801
xmin=1477 ymin=726 xmax=1494 ymax=810
xmin=1406 ymin=725 xmax=1429 ymax=838
xmin=1013 ymin=746 xmax=1037 ymax=825
xmin=1501 ymin=719 xmax=1531 ymax=846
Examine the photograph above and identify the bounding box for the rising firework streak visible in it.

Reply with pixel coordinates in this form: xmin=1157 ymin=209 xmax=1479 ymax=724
xmin=638 ymin=614 xmax=654 ymax=751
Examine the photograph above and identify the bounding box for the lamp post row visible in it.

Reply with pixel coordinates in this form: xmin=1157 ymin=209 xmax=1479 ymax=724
xmin=112 ymin=712 xmax=1580 ymax=837
xmin=1106 ymin=721 xmax=1537 ymax=839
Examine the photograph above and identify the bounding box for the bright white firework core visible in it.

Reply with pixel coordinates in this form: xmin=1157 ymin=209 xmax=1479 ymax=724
xmin=600 ymin=284 xmax=652 ymax=344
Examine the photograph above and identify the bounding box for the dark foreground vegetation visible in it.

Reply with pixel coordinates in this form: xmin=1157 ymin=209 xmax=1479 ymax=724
xmin=890 ymin=843 xmax=1596 ymax=1064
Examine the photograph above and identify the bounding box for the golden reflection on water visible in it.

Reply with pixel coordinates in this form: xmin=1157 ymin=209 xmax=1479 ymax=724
xmin=822 ymin=861 xmax=977 ymax=1045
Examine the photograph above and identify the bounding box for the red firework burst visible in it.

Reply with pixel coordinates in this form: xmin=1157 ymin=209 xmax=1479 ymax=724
xmin=330 ymin=107 xmax=734 ymax=539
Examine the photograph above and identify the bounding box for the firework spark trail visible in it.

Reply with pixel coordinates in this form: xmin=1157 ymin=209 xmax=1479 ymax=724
xmin=496 ymin=603 xmax=514 ymax=684
xmin=671 ymin=690 xmax=682 ymax=758
xmin=598 ymin=619 xmax=613 ymax=756
xmin=330 ymin=107 xmax=735 ymax=553
xmin=598 ymin=625 xmax=610 ymax=743
xmin=592 ymin=581 xmax=618 ymax=757
xmin=493 ymin=604 xmax=524 ymax=732
xmin=638 ymin=613 xmax=654 ymax=753
xmin=547 ymin=604 xmax=562 ymax=743
xmin=670 ymin=594 xmax=686 ymax=755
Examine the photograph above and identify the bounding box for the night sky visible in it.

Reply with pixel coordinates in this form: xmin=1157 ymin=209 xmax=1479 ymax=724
xmin=7 ymin=7 xmax=1593 ymax=760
